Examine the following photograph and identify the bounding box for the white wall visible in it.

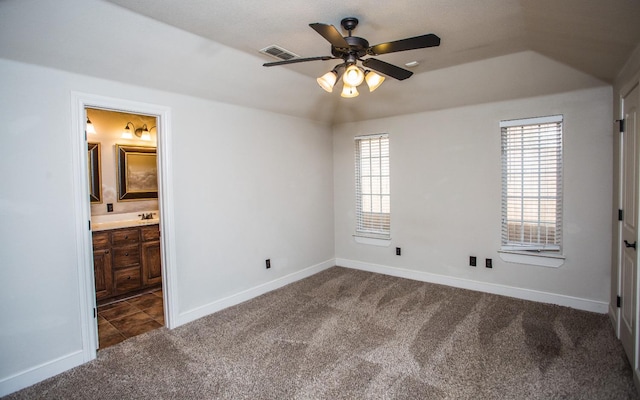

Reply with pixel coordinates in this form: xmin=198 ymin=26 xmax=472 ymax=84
xmin=333 ymin=86 xmax=613 ymax=307
xmin=0 ymin=58 xmax=335 ymax=394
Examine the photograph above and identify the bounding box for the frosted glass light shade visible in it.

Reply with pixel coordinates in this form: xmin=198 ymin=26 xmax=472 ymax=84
xmin=140 ymin=128 xmax=151 ymax=141
xmin=121 ymin=126 xmax=133 ymax=139
xmin=365 ymin=71 xmax=385 ymax=92
xmin=86 ymin=118 xmax=96 ymax=134
xmin=317 ymin=71 xmax=338 ymax=92
xmin=341 ymin=84 xmax=359 ymax=98
xmin=343 ymin=65 xmax=364 ymax=87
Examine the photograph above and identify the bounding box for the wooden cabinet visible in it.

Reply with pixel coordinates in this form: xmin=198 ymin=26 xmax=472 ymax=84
xmin=92 ymin=224 xmax=161 ymax=302
xmin=141 ymin=224 xmax=162 ymax=286
xmin=92 ymin=231 xmax=113 ymax=300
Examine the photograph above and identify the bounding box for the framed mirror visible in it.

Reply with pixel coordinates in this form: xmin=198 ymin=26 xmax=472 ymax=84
xmin=116 ymin=145 xmax=158 ymax=201
xmin=88 ymin=142 xmax=102 ymax=203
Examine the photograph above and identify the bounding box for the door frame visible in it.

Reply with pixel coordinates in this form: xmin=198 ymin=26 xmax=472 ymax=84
xmin=70 ymin=92 xmax=178 ymax=362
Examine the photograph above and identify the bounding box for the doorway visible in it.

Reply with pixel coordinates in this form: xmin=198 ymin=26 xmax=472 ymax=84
xmin=86 ymin=108 xmax=165 ymax=349
xmin=71 ymin=92 xmax=175 ymax=362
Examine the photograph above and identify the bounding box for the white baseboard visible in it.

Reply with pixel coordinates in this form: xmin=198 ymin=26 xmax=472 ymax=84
xmin=0 ymin=350 xmax=85 ymax=397
xmin=336 ymin=258 xmax=609 ymax=314
xmin=175 ymin=259 xmax=335 ymax=327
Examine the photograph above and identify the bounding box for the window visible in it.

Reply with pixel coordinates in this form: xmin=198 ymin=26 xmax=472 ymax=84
xmin=355 ymin=134 xmax=390 ymax=239
xmin=501 ymin=115 xmax=563 ymax=253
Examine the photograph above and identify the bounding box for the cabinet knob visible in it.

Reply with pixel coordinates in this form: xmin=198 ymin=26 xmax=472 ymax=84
xmin=124 ymin=235 xmax=129 ymax=239
xmin=105 ymin=250 xmax=109 ymax=254
xmin=125 ymin=252 xmax=129 ymax=256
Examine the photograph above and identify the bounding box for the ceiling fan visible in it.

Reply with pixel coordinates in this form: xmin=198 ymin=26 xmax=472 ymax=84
xmin=263 ymin=17 xmax=441 ymax=97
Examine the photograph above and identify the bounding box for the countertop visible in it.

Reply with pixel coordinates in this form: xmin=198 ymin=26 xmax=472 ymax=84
xmin=91 ymin=211 xmax=160 ymax=232
xmin=92 ymin=219 xmax=160 ymax=232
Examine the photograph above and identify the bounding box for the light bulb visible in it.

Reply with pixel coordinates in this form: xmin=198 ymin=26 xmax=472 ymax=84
xmin=341 ymin=84 xmax=359 ymax=98
xmin=365 ymin=70 xmax=385 ymax=92
xmin=343 ymin=65 xmax=364 ymax=87
xmin=317 ymin=71 xmax=337 ymax=92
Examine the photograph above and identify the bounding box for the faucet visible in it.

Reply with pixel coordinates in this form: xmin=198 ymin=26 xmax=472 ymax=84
xmin=138 ymin=212 xmax=156 ymax=220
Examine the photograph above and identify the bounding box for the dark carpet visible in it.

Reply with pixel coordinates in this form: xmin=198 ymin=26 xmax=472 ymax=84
xmin=6 ymin=267 xmax=639 ymax=399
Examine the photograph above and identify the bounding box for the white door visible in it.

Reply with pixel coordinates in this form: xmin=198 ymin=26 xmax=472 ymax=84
xmin=621 ymin=83 xmax=639 ymax=368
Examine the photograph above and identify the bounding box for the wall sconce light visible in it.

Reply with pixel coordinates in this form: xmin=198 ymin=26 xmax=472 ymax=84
xmin=121 ymin=122 xmax=152 ymax=141
xmin=121 ymin=122 xmax=134 ymax=139
xmin=317 ymin=62 xmax=386 ymax=98
xmin=136 ymin=124 xmax=152 ymax=141
xmin=86 ymin=117 xmax=96 ymax=135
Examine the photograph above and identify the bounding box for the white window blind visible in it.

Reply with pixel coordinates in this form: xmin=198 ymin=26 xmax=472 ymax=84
xmin=355 ymin=134 xmax=390 ymax=238
xmin=501 ymin=115 xmax=563 ymax=252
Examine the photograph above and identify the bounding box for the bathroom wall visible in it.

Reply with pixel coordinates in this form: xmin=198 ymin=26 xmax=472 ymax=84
xmin=87 ymin=108 xmax=158 ymax=216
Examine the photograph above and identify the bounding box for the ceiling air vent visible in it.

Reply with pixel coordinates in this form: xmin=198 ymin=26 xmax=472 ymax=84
xmin=260 ymin=45 xmax=299 ymax=61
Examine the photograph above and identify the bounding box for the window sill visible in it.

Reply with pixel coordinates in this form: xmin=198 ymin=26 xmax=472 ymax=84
xmin=353 ymin=235 xmax=391 ymax=247
xmin=498 ymin=250 xmax=565 ymax=268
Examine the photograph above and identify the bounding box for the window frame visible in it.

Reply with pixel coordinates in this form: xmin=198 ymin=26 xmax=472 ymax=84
xmin=354 ymin=133 xmax=391 ymax=241
xmin=499 ymin=115 xmax=564 ymax=263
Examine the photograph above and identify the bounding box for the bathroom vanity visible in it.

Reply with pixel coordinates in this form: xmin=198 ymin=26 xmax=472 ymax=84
xmin=92 ymin=222 xmax=161 ymax=303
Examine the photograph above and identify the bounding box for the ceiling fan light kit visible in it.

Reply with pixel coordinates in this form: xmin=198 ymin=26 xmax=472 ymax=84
xmin=341 ymin=84 xmax=359 ymax=98
xmin=343 ymin=64 xmax=365 ymax=86
xmin=364 ymin=70 xmax=385 ymax=92
xmin=317 ymin=70 xmax=338 ymax=92
xmin=263 ymin=17 xmax=440 ymax=98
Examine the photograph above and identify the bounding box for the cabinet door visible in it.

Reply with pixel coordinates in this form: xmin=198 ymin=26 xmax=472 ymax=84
xmin=142 ymin=240 xmax=162 ymax=286
xmin=93 ymin=249 xmax=113 ymax=300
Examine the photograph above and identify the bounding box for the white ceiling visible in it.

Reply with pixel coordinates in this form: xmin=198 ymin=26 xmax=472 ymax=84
xmin=105 ymin=0 xmax=640 ymax=82
xmin=1 ymin=0 xmax=640 ymax=124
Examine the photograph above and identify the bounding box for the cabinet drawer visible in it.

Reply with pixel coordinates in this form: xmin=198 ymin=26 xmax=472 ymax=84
xmin=112 ymin=245 xmax=140 ymax=268
xmin=114 ymin=267 xmax=141 ymax=294
xmin=141 ymin=225 xmax=160 ymax=241
xmin=92 ymin=232 xmax=110 ymax=250
xmin=111 ymin=228 xmax=140 ymax=246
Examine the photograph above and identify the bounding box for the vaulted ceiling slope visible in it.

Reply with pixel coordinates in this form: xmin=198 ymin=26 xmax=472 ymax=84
xmin=106 ymin=0 xmax=640 ymax=83
xmin=1 ymin=0 xmax=639 ymax=124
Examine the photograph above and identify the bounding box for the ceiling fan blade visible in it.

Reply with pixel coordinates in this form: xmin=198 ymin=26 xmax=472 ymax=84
xmin=309 ymin=23 xmax=350 ymax=49
xmin=368 ymin=34 xmax=440 ymax=55
xmin=362 ymin=58 xmax=413 ymax=80
xmin=263 ymin=56 xmax=336 ymax=67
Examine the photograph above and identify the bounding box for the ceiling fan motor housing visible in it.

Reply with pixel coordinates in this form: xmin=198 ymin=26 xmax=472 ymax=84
xmin=331 ymin=36 xmax=370 ymax=59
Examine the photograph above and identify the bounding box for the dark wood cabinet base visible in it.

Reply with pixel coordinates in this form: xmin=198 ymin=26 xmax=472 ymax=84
xmin=92 ymin=224 xmax=162 ymax=303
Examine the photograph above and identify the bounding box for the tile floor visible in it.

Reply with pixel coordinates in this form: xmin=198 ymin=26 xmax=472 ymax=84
xmin=97 ymin=289 xmax=164 ymax=350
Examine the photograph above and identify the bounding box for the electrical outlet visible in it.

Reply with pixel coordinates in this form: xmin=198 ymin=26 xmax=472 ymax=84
xmin=486 ymin=258 xmax=493 ymax=268
xmin=265 ymin=259 xmax=271 ymax=269
xmin=396 ymin=247 xmax=401 ymax=256
xmin=107 ymin=203 xmax=113 ymax=212
xmin=470 ymin=256 xmax=477 ymax=267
